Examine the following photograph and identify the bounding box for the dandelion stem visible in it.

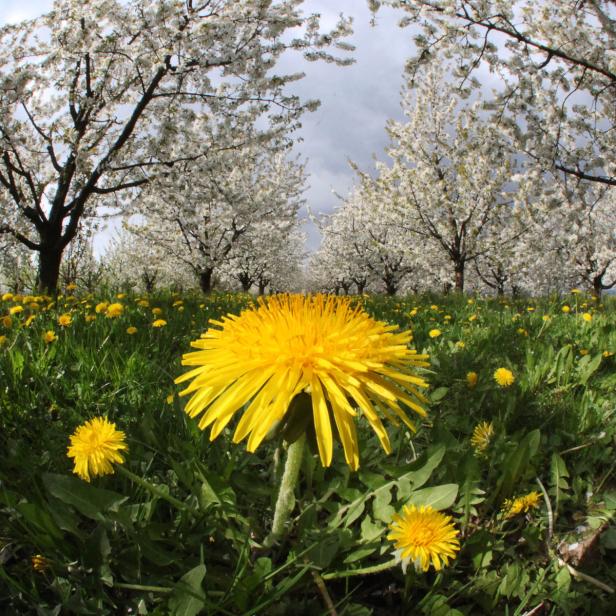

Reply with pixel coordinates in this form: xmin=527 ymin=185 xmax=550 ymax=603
xmin=321 ymin=558 xmax=398 ymax=580
xmin=264 ymin=434 xmax=305 ymax=547
xmin=116 ymin=465 xmax=194 ymax=515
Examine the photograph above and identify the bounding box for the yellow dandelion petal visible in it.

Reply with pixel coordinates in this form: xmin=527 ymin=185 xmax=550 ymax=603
xmin=582 ymin=312 xmax=592 ymax=322
xmin=428 ymin=329 xmax=442 ymax=338
xmin=126 ymin=326 xmax=138 ymax=335
xmin=43 ymin=330 xmax=57 ymax=343
xmin=152 ymin=319 xmax=167 ymax=328
xmin=175 ymin=294 xmax=429 ymax=470
xmin=67 ymin=417 xmax=127 ymax=482
xmin=388 ymin=504 xmax=460 ymax=573
xmin=494 ymin=367 xmax=515 ymax=388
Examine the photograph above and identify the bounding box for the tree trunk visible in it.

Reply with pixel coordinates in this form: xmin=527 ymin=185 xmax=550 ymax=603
xmin=384 ymin=277 xmax=397 ymax=296
xmin=454 ymin=262 xmax=465 ymax=292
xmin=356 ymin=281 xmax=366 ymax=294
xmin=199 ymin=268 xmax=214 ymax=294
xmin=592 ymin=276 xmax=603 ymax=301
xmin=239 ymin=274 xmax=252 ymax=292
xmin=258 ymin=282 xmax=266 ymax=295
xmin=37 ymin=247 xmax=63 ymax=294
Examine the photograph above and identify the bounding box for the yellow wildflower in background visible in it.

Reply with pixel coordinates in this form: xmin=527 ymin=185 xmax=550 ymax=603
xmin=58 ymin=314 xmax=72 ymax=327
xmin=503 ymin=491 xmax=541 ymax=518
xmin=106 ymin=303 xmax=124 ymax=318
xmin=456 ymin=341 xmax=465 ymax=349
xmin=126 ymin=326 xmax=138 ymax=335
xmin=582 ymin=312 xmax=592 ymax=322
xmin=176 ymin=294 xmax=430 ymax=470
xmin=2 ymin=292 xmax=14 ymax=301
xmin=31 ymin=554 xmax=49 ymax=573
xmin=471 ymin=421 xmax=494 ymax=455
xmin=152 ymin=307 xmax=163 ymax=316
xmin=67 ymin=417 xmax=127 ymax=482
xmin=468 ymin=314 xmax=477 ymax=322
xmin=2 ymin=316 xmax=13 ymax=328
xmin=603 ymin=351 xmax=614 ymax=358
xmin=388 ymin=504 xmax=460 ymax=572
xmin=0 ymin=334 xmax=7 ymax=346
xmin=24 ymin=315 xmax=36 ymax=327
xmin=494 ymin=368 xmax=515 ymax=388
xmin=466 ymin=371 xmax=478 ymax=388
xmin=95 ymin=302 xmax=109 ymax=314
xmin=43 ymin=331 xmax=57 ymax=343
xmin=85 ymin=314 xmax=96 ymax=322
xmin=116 ymin=293 xmax=126 ymax=299
xmin=428 ymin=329 xmax=442 ymax=338
xmin=9 ymin=305 xmax=23 ymax=315
xmin=561 ymin=305 xmax=570 ymax=313
xmin=66 ymin=282 xmax=77 ymax=291
xmin=152 ymin=319 xmax=167 ymax=328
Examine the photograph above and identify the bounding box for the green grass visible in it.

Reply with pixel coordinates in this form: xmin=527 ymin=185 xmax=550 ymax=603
xmin=1 ymin=290 xmax=615 ymax=614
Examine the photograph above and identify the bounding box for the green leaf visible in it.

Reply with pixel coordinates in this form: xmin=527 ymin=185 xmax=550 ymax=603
xmin=407 ymin=484 xmax=459 ymax=510
xmin=496 ymin=429 xmax=540 ymax=501
xmin=396 ymin=444 xmax=446 ymax=499
xmin=430 ymin=387 xmax=449 ymax=402
xmin=168 ymin=564 xmax=206 ymax=616
xmin=43 ymin=473 xmax=128 ymax=519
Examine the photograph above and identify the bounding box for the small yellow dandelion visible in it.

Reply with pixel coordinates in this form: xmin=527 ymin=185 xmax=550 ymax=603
xmin=456 ymin=341 xmax=465 ymax=349
xmin=2 ymin=292 xmax=14 ymax=301
xmin=428 ymin=329 xmax=442 ymax=338
xmin=95 ymin=302 xmax=109 ymax=314
xmin=0 ymin=334 xmax=7 ymax=346
xmin=494 ymin=368 xmax=515 ymax=388
xmin=603 ymin=350 xmax=614 ymax=358
xmin=9 ymin=305 xmax=24 ymax=315
xmin=471 ymin=421 xmax=494 ymax=455
xmin=58 ymin=314 xmax=72 ymax=327
xmin=106 ymin=303 xmax=124 ymax=318
xmin=67 ymin=417 xmax=127 ymax=482
xmin=126 ymin=326 xmax=138 ymax=335
xmin=561 ymin=305 xmax=570 ymax=313
xmin=85 ymin=314 xmax=97 ymax=322
xmin=466 ymin=371 xmax=478 ymax=388
xmin=502 ymin=491 xmax=541 ymax=518
xmin=43 ymin=330 xmax=57 ymax=343
xmin=31 ymin=554 xmax=49 ymax=573
xmin=24 ymin=315 xmax=36 ymax=327
xmin=582 ymin=312 xmax=592 ymax=322
xmin=152 ymin=307 xmax=163 ymax=316
xmin=166 ymin=394 xmax=174 ymax=404
xmin=116 ymin=293 xmax=126 ymax=299
xmin=388 ymin=504 xmax=460 ymax=572
xmin=2 ymin=315 xmax=13 ymax=328
xmin=468 ymin=314 xmax=477 ymax=322
xmin=152 ymin=319 xmax=167 ymax=328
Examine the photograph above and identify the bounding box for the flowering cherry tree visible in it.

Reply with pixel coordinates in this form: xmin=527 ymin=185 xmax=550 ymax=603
xmin=129 ymin=137 xmax=307 ymax=293
xmin=371 ymin=0 xmax=615 ymax=188
xmin=0 ymin=0 xmax=352 ymax=292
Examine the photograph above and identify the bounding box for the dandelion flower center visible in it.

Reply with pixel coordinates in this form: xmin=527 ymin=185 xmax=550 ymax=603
xmin=176 ymin=294 xmax=430 ymax=470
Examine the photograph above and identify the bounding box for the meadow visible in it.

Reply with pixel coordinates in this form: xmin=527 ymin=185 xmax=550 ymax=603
xmin=1 ymin=289 xmax=615 ymax=615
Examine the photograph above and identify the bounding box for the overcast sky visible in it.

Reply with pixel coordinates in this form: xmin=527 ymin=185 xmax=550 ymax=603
xmin=0 ymin=0 xmax=416 ymax=253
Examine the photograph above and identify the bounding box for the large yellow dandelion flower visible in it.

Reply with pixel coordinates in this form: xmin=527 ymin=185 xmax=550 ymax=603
xmin=67 ymin=417 xmax=128 ymax=482
xmin=388 ymin=504 xmax=460 ymax=572
xmin=494 ymin=367 xmax=515 ymax=388
xmin=175 ymin=294 xmax=430 ymax=470
xmin=502 ymin=491 xmax=541 ymax=519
